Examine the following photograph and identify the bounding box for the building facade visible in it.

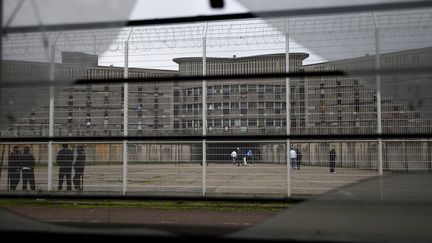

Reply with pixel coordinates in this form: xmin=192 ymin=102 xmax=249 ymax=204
xmin=172 ymin=53 xmax=309 ymax=135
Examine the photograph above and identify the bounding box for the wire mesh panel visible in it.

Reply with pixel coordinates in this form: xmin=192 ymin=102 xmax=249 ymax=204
xmin=51 ymin=143 xmax=123 ymax=192
xmin=383 ymin=140 xmax=432 ymax=173
xmin=0 ymin=143 xmax=48 ymax=192
xmin=127 ymin=142 xmax=202 ymax=194
xmin=290 ymin=141 xmax=379 ymax=195
xmin=205 ymin=141 xmax=287 ymax=195
xmin=1 ymin=8 xmax=432 ymax=198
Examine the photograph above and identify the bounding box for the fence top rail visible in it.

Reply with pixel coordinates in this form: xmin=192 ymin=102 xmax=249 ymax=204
xmin=1 ymin=139 xmax=431 ymax=145
xmin=1 ymin=134 xmax=432 ymax=143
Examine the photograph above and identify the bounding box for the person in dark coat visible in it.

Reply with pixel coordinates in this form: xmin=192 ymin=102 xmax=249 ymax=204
xmin=236 ymin=148 xmax=244 ymax=166
xmin=21 ymin=146 xmax=36 ymax=191
xmin=73 ymin=145 xmax=86 ymax=191
xmin=8 ymin=146 xmax=21 ymax=190
xmin=296 ymin=148 xmax=302 ymax=169
xmin=56 ymin=144 xmax=74 ymax=191
xmin=329 ymin=148 xmax=337 ymax=173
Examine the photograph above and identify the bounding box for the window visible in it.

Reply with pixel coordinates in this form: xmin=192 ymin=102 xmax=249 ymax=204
xmin=266 ymin=119 xmax=274 ymax=127
xmin=230 ymin=102 xmax=239 ymax=112
xmin=193 ymin=88 xmax=199 ymax=101
xmin=258 ymin=85 xmax=265 ymax=94
xmin=174 ymin=105 xmax=179 ymax=116
xmin=266 ymin=102 xmax=273 ymax=110
xmin=223 ymin=85 xmax=230 ymax=99
xmin=223 ymin=119 xmax=229 ymax=128
xmin=231 ymin=85 xmax=239 ymax=94
xmin=241 ymin=118 xmax=247 ymax=127
xmin=214 ymin=119 xmax=221 ymax=128
xmin=275 ymin=102 xmax=282 ymax=114
xmin=248 ymin=84 xmax=256 ymax=93
xmin=275 ymin=85 xmax=282 ymax=99
xmin=291 ymin=119 xmax=297 ymax=128
xmin=241 ymin=102 xmax=247 ymax=115
xmin=174 ymin=90 xmax=180 ymax=102
xmin=241 ymin=85 xmax=247 ymax=95
xmin=258 ymin=118 xmax=265 ymax=127
xmin=265 ymin=85 xmax=273 ymax=93
xmin=223 ymin=103 xmax=229 ymax=115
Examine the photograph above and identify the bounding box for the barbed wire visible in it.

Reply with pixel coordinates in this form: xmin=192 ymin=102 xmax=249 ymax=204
xmin=2 ymin=10 xmax=432 ymax=59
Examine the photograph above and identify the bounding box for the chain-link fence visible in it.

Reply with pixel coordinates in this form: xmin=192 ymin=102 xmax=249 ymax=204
xmin=1 ymin=9 xmax=432 ymax=198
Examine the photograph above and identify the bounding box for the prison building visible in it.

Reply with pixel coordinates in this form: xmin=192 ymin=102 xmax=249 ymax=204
xmin=1 ymin=59 xmax=178 ymax=137
xmin=172 ymin=53 xmax=309 ymax=135
xmin=303 ymin=47 xmax=432 ymax=135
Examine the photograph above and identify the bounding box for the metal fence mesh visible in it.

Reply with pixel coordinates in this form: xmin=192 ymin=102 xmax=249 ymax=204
xmin=1 ymin=9 xmax=432 ymax=198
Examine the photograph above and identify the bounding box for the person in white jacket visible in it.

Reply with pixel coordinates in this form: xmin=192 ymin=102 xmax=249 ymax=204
xmin=231 ymin=150 xmax=238 ymax=165
xmin=289 ymin=148 xmax=298 ymax=170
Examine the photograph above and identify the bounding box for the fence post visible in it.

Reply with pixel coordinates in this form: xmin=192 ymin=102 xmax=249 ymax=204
xmin=373 ymin=13 xmax=383 ymax=175
xmin=48 ymin=42 xmax=56 ymax=192
xmin=285 ymin=18 xmax=291 ymax=197
xmin=202 ymin=22 xmax=208 ymax=196
xmin=122 ymin=37 xmax=130 ymax=195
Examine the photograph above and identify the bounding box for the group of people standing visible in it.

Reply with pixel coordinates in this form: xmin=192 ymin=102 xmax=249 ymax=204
xmin=56 ymin=144 xmax=86 ymax=191
xmin=1 ymin=144 xmax=86 ymax=191
xmin=291 ymin=147 xmax=337 ymax=173
xmin=6 ymin=146 xmax=36 ymax=191
xmin=231 ymin=148 xmax=254 ymax=166
xmin=289 ymin=147 xmax=303 ymax=170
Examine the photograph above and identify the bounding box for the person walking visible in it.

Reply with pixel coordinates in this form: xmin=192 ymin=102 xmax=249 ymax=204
xmin=56 ymin=144 xmax=74 ymax=191
xmin=7 ymin=146 xmax=21 ymax=190
xmin=289 ymin=148 xmax=297 ymax=170
xmin=296 ymin=148 xmax=302 ymax=170
xmin=21 ymin=146 xmax=36 ymax=191
xmin=329 ymin=148 xmax=337 ymax=173
xmin=247 ymin=149 xmax=253 ymax=166
xmin=237 ymin=148 xmax=247 ymax=166
xmin=231 ymin=149 xmax=238 ymax=166
xmin=73 ymin=145 xmax=86 ymax=191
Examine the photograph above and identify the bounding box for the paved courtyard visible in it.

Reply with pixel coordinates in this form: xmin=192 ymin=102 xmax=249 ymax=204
xmin=0 ymin=163 xmax=379 ymax=197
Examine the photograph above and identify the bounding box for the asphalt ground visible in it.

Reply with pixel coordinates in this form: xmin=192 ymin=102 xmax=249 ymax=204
xmin=0 ymin=198 xmax=292 ymax=237
xmin=0 ymin=164 xmax=378 ymax=196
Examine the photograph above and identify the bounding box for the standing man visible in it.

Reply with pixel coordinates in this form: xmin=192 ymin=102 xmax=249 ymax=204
xmin=231 ymin=149 xmax=238 ymax=166
xmin=296 ymin=148 xmax=302 ymax=170
xmin=329 ymin=148 xmax=337 ymax=173
xmin=237 ymin=148 xmax=247 ymax=166
xmin=21 ymin=146 xmax=36 ymax=191
xmin=73 ymin=145 xmax=86 ymax=191
xmin=8 ymin=146 xmax=21 ymax=190
xmin=289 ymin=148 xmax=297 ymax=170
xmin=56 ymin=144 xmax=74 ymax=191
xmin=247 ymin=149 xmax=253 ymax=166
xmin=0 ymin=146 xmax=5 ymax=182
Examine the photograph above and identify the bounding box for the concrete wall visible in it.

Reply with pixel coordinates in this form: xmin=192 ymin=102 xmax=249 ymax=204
xmin=1 ymin=141 xmax=431 ymax=170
